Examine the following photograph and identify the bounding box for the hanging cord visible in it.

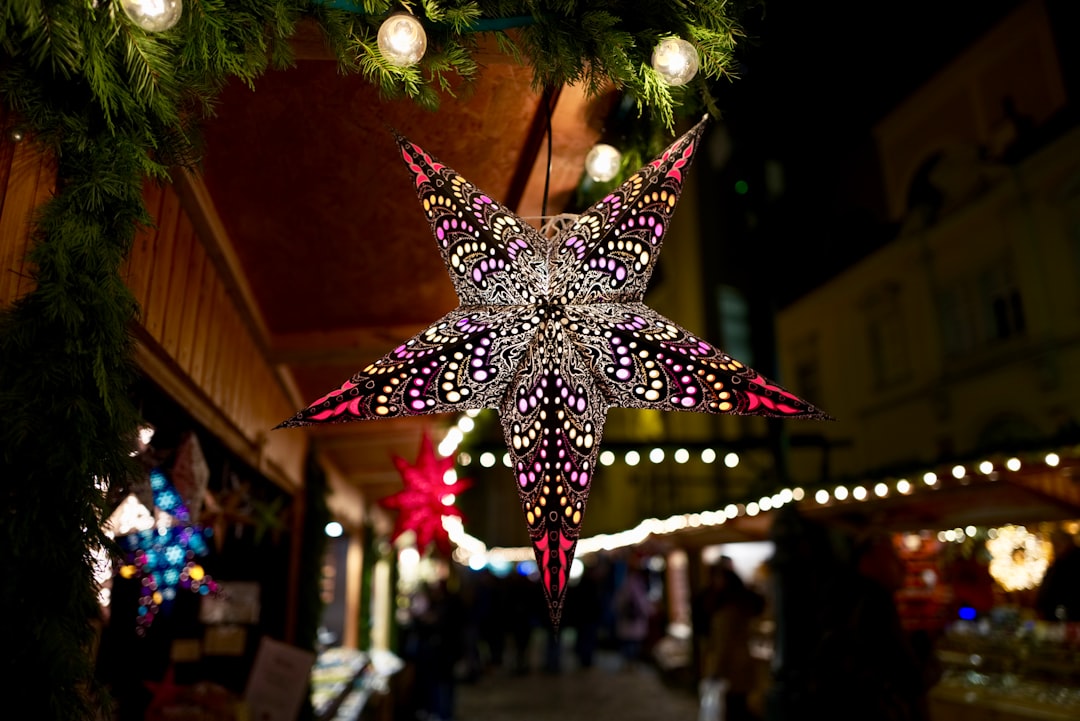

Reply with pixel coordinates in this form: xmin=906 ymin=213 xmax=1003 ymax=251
xmin=541 ymin=87 xmax=554 ymax=220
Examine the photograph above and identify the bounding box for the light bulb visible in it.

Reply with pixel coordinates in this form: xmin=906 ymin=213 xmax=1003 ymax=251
xmin=378 ymin=12 xmax=427 ymax=67
xmin=121 ymin=0 xmax=182 ymax=32
xmin=651 ymin=37 xmax=699 ymax=86
xmin=585 ymin=143 xmax=622 ymax=182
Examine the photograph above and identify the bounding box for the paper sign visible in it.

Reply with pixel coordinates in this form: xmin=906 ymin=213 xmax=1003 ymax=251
xmin=244 ymin=637 xmax=316 ymax=721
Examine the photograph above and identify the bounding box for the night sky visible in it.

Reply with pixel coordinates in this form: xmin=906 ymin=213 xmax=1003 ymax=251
xmin=706 ymin=0 xmax=1030 ymax=305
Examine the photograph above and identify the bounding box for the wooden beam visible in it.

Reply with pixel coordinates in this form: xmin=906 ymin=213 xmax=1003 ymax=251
xmin=133 ymin=326 xmax=306 ymax=491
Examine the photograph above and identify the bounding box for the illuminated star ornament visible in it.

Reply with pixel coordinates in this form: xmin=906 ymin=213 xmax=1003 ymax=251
xmin=277 ymin=115 xmax=829 ymax=624
xmin=116 ymin=467 xmax=219 ymax=633
xmin=380 ymin=432 xmax=472 ymax=556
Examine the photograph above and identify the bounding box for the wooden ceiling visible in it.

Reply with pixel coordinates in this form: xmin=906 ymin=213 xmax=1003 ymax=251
xmin=195 ymin=24 xmax=616 ymax=496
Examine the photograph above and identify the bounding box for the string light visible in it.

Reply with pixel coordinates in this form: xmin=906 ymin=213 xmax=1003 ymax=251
xmin=651 ymin=37 xmax=699 ymax=86
xmin=121 ymin=0 xmax=182 ymax=32
xmin=377 ymin=12 xmax=427 ymax=67
xmin=439 ymin=407 xmax=1073 ymax=569
xmin=584 ymin=143 xmax=622 ymax=182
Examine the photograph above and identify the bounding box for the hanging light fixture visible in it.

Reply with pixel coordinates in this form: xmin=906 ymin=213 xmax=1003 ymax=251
xmin=584 ymin=143 xmax=622 ymax=182
xmin=120 ymin=0 xmax=183 ymax=32
xmin=651 ymin=37 xmax=699 ymax=86
xmin=378 ymin=11 xmax=428 ymax=67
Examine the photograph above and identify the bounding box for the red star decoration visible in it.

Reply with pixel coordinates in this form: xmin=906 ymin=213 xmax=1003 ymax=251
xmin=379 ymin=432 xmax=472 ymax=556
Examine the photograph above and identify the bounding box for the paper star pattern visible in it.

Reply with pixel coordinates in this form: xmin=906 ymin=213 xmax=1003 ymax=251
xmin=278 ymin=115 xmax=829 ymax=624
xmin=116 ymin=467 xmax=219 ymax=633
xmin=379 ymin=433 xmax=472 ymax=556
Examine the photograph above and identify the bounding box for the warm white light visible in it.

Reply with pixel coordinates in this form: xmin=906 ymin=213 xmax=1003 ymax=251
xmin=600 ymin=450 xmax=615 ymax=466
xmin=122 ymin=0 xmax=182 ymax=32
xmin=792 ymin=487 xmax=805 ymax=501
xmin=1045 ymin=452 xmax=1060 ymax=467
xmin=399 ymin=547 xmax=420 ymax=568
xmin=441 ymin=494 xmax=456 ymax=506
xmin=745 ymin=502 xmax=760 ymax=516
xmin=952 ymin=465 xmax=965 ymax=479
xmin=779 ymin=488 xmax=794 ymax=504
xmin=502 ymin=453 xmax=512 ymax=467
xmin=979 ymin=460 xmax=994 ymax=474
xmin=965 ymin=525 xmax=977 ymax=537
xmin=1006 ymin=457 xmax=1021 ymax=472
xmin=651 ymin=37 xmax=699 ymax=86
xmin=458 ymin=452 xmax=472 ymax=466
xmin=443 ymin=469 xmax=457 ymax=485
xmin=923 ymin=472 xmax=938 ymax=486
xmin=649 ymin=448 xmax=665 ymax=464
xmin=625 ymin=450 xmax=640 ymax=466
xmin=759 ymin=496 xmax=772 ymax=511
xmin=853 ymin=486 xmax=868 ymax=501
xmin=987 ymin=524 xmax=1051 ymax=591
xmin=833 ymin=486 xmax=849 ymax=501
xmin=897 ymin=479 xmax=912 ymax=494
xmin=723 ymin=452 xmax=739 ymax=468
xmin=874 ymin=482 xmax=889 ymax=498
xmin=815 ymin=489 xmax=830 ymax=504
xmin=674 ymin=448 xmax=690 ymax=464
xmin=325 ymin=522 xmax=344 ymax=538
xmin=377 ymin=12 xmax=427 ymax=67
xmin=480 ymin=452 xmax=496 ymax=468
xmin=457 ymin=416 xmax=475 ymax=433
xmin=585 ymin=143 xmax=622 ymax=182
xmin=701 ymin=448 xmax=716 ymax=464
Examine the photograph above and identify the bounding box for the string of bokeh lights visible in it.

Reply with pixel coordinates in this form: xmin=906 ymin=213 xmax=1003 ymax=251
xmin=428 ymin=411 xmax=1075 ymax=569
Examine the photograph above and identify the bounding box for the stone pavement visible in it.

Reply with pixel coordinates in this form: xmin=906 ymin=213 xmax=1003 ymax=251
xmin=454 ymin=647 xmax=701 ymax=721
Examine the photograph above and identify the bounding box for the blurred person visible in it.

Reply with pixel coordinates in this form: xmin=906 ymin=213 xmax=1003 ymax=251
xmin=694 ymin=564 xmax=765 ymax=721
xmin=410 ymin=578 xmax=466 ymax=721
xmin=567 ymin=560 xmax=606 ymax=669
xmin=613 ymin=562 xmax=653 ymax=670
xmin=814 ymin=531 xmax=937 ymax=721
xmin=1035 ymin=529 xmax=1080 ymax=621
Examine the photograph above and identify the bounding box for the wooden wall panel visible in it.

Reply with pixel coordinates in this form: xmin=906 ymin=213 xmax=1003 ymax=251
xmin=124 ymin=180 xmax=308 ymax=488
xmin=0 ymin=138 xmax=309 ymax=489
xmin=0 ymin=137 xmax=54 ymax=306
xmin=143 ymin=187 xmax=180 ymax=340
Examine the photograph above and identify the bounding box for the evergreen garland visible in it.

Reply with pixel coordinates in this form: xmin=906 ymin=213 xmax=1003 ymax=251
xmin=0 ymin=1 xmax=744 ymax=718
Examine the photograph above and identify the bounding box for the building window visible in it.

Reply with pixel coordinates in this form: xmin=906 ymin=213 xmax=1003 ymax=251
xmin=862 ymin=284 xmax=912 ymax=389
xmin=715 ymin=285 xmax=753 ymax=366
xmin=937 ymin=257 xmax=1026 ymax=357
xmin=791 ymin=334 xmax=822 ymax=406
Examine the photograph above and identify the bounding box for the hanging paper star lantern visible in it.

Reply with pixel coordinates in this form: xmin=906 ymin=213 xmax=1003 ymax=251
xmin=380 ymin=433 xmax=472 ymax=556
xmin=277 ymin=115 xmax=829 ymax=625
xmin=116 ymin=467 xmax=219 ymax=633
